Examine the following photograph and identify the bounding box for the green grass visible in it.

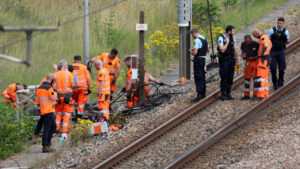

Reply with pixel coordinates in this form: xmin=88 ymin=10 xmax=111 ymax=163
xmin=0 ymin=0 xmax=177 ymax=96
xmin=0 ymin=103 xmax=36 ymax=160
xmin=219 ymin=0 xmax=288 ymax=32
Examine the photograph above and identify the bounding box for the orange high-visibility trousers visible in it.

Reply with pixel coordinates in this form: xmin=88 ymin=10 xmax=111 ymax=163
xmin=55 ymin=95 xmax=74 ymax=133
xmin=98 ymin=94 xmax=110 ymax=120
xmin=254 ymin=55 xmax=270 ymax=98
xmin=126 ymin=92 xmax=139 ymax=108
xmin=244 ymin=60 xmax=258 ymax=97
xmin=73 ymin=88 xmax=88 ymax=114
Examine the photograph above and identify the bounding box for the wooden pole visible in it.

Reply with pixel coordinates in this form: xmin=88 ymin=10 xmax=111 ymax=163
xmin=138 ymin=11 xmax=145 ymax=104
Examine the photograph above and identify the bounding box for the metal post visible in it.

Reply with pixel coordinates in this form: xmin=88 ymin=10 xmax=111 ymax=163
xmin=138 ymin=11 xmax=145 ymax=104
xmin=25 ymin=31 xmax=32 ymax=66
xmin=178 ymin=0 xmax=191 ymax=79
xmin=84 ymin=0 xmax=89 ymax=65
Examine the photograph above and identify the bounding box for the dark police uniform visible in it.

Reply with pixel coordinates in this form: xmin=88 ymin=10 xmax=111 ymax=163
xmin=193 ymin=35 xmax=209 ymax=98
xmin=217 ymin=33 xmax=236 ymax=99
xmin=268 ymin=26 xmax=290 ymax=89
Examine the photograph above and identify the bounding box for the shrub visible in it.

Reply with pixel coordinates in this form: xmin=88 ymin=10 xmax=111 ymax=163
xmin=0 ymin=102 xmax=35 ymax=160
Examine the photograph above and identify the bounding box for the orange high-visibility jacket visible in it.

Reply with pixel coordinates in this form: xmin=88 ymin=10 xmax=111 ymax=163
xmin=55 ymin=70 xmax=74 ymax=94
xmin=126 ymin=68 xmax=150 ymax=95
xmin=258 ymin=34 xmax=272 ymax=56
xmin=97 ymin=53 xmax=120 ymax=80
xmin=2 ymin=83 xmax=17 ymax=100
xmin=72 ymin=63 xmax=91 ymax=89
xmin=36 ymin=82 xmax=57 ymax=115
xmin=97 ymin=68 xmax=110 ymax=95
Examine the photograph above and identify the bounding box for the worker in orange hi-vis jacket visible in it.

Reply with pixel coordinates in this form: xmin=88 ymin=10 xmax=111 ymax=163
xmin=123 ymin=57 xmax=160 ymax=108
xmin=54 ymin=60 xmax=75 ymax=141
xmin=92 ymin=49 xmax=120 ymax=106
xmin=72 ymin=55 xmax=91 ymax=117
xmin=2 ymin=83 xmax=26 ymax=107
xmin=94 ymin=59 xmax=110 ymax=120
xmin=252 ymin=28 xmax=272 ymax=100
xmin=36 ymin=73 xmax=57 ymax=153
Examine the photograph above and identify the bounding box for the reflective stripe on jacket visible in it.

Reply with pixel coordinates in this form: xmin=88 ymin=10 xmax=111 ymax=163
xmin=72 ymin=63 xmax=91 ymax=89
xmin=55 ymin=70 xmax=74 ymax=94
xmin=97 ymin=68 xmax=110 ymax=95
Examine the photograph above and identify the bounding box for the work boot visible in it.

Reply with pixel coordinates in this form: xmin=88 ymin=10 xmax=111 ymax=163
xmin=191 ymin=94 xmax=205 ymax=103
xmin=240 ymin=96 xmax=250 ymax=100
xmin=42 ymin=145 xmax=50 ymax=153
xmin=226 ymin=93 xmax=234 ymax=100
xmin=61 ymin=133 xmax=68 ymax=141
xmin=252 ymin=96 xmax=263 ymax=101
xmin=273 ymin=84 xmax=278 ymax=91
xmin=220 ymin=94 xmax=228 ymax=101
xmin=32 ymin=134 xmax=40 ymax=144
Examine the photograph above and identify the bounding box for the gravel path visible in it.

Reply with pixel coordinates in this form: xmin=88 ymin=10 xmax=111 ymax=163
xmin=187 ymin=85 xmax=300 ymax=169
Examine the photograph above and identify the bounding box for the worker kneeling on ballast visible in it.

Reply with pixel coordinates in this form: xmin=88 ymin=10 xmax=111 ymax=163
xmin=123 ymin=56 xmax=162 ymax=109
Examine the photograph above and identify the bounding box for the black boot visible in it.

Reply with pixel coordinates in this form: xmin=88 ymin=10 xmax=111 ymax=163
xmin=220 ymin=91 xmax=228 ymax=101
xmin=191 ymin=94 xmax=205 ymax=103
xmin=226 ymin=93 xmax=234 ymax=100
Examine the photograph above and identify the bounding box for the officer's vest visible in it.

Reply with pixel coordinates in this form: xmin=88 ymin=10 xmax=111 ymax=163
xmin=271 ymin=26 xmax=287 ymax=50
xmin=217 ymin=34 xmax=235 ymax=61
xmin=195 ymin=36 xmax=208 ymax=57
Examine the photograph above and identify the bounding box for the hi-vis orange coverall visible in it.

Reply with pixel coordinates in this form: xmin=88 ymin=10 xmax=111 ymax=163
xmin=55 ymin=70 xmax=74 ymax=133
xmin=97 ymin=68 xmax=110 ymax=120
xmin=241 ymin=41 xmax=260 ymax=97
xmin=97 ymin=53 xmax=120 ymax=100
xmin=2 ymin=83 xmax=18 ymax=107
xmin=254 ymin=34 xmax=272 ymax=98
xmin=72 ymin=63 xmax=91 ymax=115
xmin=126 ymin=68 xmax=150 ymax=108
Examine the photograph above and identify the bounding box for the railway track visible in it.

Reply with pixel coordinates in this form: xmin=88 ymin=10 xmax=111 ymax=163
xmin=92 ymin=37 xmax=300 ymax=169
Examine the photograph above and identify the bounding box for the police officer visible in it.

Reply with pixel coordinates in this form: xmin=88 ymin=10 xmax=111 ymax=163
xmin=217 ymin=25 xmax=239 ymax=100
xmin=268 ymin=17 xmax=290 ymax=90
xmin=190 ymin=29 xmax=209 ymax=102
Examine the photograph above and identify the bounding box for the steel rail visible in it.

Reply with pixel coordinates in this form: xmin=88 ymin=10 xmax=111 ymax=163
xmin=164 ymin=37 xmax=300 ymax=169
xmin=92 ymin=37 xmax=300 ymax=169
xmin=164 ymin=73 xmax=300 ymax=169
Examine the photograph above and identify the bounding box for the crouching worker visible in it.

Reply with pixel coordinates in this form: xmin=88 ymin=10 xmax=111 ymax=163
xmin=124 ymin=57 xmax=160 ymax=108
xmin=94 ymin=59 xmax=110 ymax=120
xmin=36 ymin=73 xmax=57 ymax=153
xmin=2 ymin=83 xmax=26 ymax=107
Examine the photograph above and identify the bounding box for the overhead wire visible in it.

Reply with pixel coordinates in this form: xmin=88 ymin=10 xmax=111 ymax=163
xmin=0 ymin=0 xmax=127 ymax=50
